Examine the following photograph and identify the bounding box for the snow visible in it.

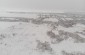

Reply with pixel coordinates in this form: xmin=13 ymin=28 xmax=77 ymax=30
xmin=0 ymin=22 xmax=20 ymax=31
xmin=0 ymin=12 xmax=85 ymax=55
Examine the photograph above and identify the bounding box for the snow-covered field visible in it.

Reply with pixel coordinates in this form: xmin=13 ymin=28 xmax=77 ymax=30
xmin=0 ymin=12 xmax=85 ymax=55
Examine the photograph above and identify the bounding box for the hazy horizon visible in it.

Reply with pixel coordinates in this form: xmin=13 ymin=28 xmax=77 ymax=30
xmin=0 ymin=0 xmax=85 ymax=12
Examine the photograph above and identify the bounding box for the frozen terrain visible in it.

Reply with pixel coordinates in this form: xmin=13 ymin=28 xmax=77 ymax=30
xmin=0 ymin=12 xmax=85 ymax=55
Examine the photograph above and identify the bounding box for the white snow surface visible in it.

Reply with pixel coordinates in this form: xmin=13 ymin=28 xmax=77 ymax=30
xmin=0 ymin=12 xmax=85 ymax=55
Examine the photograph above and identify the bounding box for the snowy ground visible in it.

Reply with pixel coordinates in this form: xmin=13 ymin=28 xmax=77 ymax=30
xmin=0 ymin=12 xmax=85 ymax=55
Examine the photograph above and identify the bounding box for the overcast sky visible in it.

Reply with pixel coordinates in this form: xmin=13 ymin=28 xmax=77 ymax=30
xmin=0 ymin=0 xmax=85 ymax=12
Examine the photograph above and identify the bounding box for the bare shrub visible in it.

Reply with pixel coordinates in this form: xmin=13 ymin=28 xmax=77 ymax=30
xmin=31 ymin=19 xmax=44 ymax=25
xmin=0 ymin=34 xmax=6 ymax=40
xmin=47 ymin=31 xmax=66 ymax=43
xmin=47 ymin=31 xmax=56 ymax=39
xmin=36 ymin=40 xmax=52 ymax=52
xmin=58 ymin=30 xmax=85 ymax=43
xmin=59 ymin=20 xmax=76 ymax=28
xmin=62 ymin=51 xmax=74 ymax=55
xmin=62 ymin=51 xmax=85 ymax=55
xmin=58 ymin=30 xmax=69 ymax=40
